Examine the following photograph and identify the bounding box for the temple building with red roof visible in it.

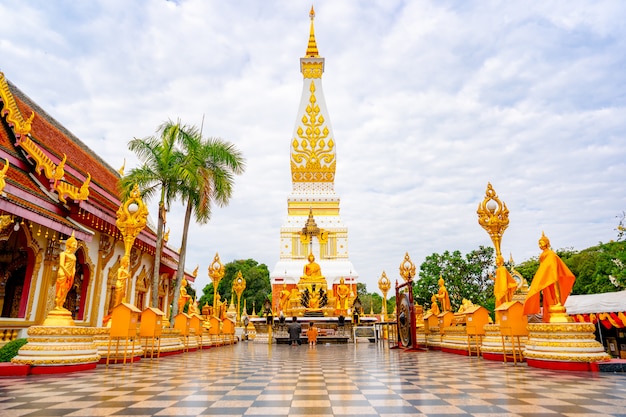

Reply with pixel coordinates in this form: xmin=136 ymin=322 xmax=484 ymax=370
xmin=0 ymin=72 xmax=191 ymax=343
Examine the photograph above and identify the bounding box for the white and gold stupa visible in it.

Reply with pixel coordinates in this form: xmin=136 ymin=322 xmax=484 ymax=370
xmin=270 ymin=7 xmax=358 ymax=313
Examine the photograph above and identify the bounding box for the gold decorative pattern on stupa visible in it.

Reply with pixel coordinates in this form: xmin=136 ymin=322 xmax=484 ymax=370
xmin=291 ymin=81 xmax=336 ymax=182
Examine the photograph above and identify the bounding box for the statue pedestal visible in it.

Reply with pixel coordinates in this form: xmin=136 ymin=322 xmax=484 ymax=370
xmin=42 ymin=307 xmax=75 ymax=327
xmin=11 ymin=326 xmax=100 ymax=374
xmin=524 ymin=322 xmax=611 ymax=371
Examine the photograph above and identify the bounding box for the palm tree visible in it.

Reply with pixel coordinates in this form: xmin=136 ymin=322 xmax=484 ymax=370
xmin=170 ymin=129 xmax=245 ymax=319
xmin=119 ymin=120 xmax=185 ymax=308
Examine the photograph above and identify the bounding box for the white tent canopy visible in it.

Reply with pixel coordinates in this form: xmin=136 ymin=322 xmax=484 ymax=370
xmin=564 ymin=290 xmax=626 ymax=315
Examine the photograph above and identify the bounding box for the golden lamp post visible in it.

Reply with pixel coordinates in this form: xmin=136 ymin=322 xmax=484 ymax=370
xmin=208 ymin=253 xmax=225 ymax=318
xmin=378 ymin=271 xmax=391 ymax=318
xmin=399 ymin=252 xmax=416 ymax=282
xmin=114 ymin=184 xmax=148 ymax=305
xmin=233 ymin=271 xmax=246 ymax=326
xmin=477 ymin=182 xmax=509 ymax=260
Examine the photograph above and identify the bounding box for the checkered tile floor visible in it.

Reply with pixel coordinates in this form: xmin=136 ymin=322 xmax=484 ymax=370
xmin=1 ymin=342 xmax=626 ymax=416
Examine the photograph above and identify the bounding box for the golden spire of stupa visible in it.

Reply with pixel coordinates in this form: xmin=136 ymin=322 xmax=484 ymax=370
xmin=305 ymin=5 xmax=319 ymax=57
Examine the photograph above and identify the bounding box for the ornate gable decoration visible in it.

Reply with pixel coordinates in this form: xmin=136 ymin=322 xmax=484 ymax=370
xmin=0 ymin=72 xmax=90 ymax=204
xmin=290 ymin=81 xmax=336 ymax=183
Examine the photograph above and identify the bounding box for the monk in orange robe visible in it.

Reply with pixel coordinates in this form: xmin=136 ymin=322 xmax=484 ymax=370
xmin=494 ymin=255 xmax=518 ymax=307
xmin=523 ymin=232 xmax=576 ymax=323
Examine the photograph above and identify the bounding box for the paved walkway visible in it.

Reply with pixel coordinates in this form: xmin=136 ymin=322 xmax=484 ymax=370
xmin=1 ymin=342 xmax=626 ymax=416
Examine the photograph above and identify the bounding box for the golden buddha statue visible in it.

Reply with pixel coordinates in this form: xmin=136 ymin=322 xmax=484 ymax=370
xmin=54 ymin=233 xmax=78 ymax=310
xmin=188 ymin=298 xmax=200 ymax=315
xmin=523 ymin=232 xmax=576 ymax=323
xmin=494 ymin=255 xmax=517 ymax=307
xmin=429 ymin=294 xmax=440 ymax=316
xmin=178 ymin=278 xmax=191 ymax=313
xmin=113 ymin=255 xmax=130 ymax=307
xmin=457 ymin=298 xmax=474 ymax=313
xmin=279 ymin=283 xmax=291 ymax=313
xmin=301 ymin=253 xmax=324 ymax=281
xmin=336 ymin=277 xmax=350 ymax=311
xmin=435 ymin=276 xmax=451 ymax=312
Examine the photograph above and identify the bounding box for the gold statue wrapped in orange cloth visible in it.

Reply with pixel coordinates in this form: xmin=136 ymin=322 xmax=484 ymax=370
xmin=523 ymin=232 xmax=576 ymax=323
xmin=494 ymin=255 xmax=518 ymax=307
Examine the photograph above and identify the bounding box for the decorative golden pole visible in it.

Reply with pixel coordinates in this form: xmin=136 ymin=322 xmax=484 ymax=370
xmin=378 ymin=271 xmax=391 ymax=319
xmin=399 ymin=252 xmax=416 ymax=282
xmin=233 ymin=271 xmax=246 ymax=326
xmin=208 ymin=253 xmax=225 ymax=318
xmin=114 ymin=184 xmax=148 ymax=306
xmin=477 ymin=182 xmax=509 ymax=260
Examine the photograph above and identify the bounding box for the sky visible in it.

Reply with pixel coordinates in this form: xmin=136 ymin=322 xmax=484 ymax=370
xmin=1 ymin=0 xmax=625 ymax=296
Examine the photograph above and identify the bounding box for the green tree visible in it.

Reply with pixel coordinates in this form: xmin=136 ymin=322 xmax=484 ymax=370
xmin=120 ymin=120 xmax=185 ymax=307
xmin=355 ymin=283 xmax=383 ymax=314
xmin=170 ymin=131 xmax=245 ymax=320
xmin=199 ymin=259 xmax=270 ymax=317
xmin=413 ymin=246 xmax=495 ymax=313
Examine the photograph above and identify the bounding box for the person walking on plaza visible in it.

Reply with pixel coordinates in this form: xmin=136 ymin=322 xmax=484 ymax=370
xmin=288 ymin=317 xmax=302 ymax=346
xmin=306 ymin=322 xmax=318 ymax=347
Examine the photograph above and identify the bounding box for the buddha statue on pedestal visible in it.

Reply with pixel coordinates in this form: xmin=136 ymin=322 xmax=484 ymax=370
xmin=301 ymin=253 xmax=325 ymax=282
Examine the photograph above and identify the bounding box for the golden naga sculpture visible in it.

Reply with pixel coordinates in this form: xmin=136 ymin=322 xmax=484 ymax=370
xmin=55 ymin=172 xmax=91 ymax=203
xmin=0 ymin=72 xmax=34 ymax=136
xmin=523 ymin=232 xmax=576 ymax=323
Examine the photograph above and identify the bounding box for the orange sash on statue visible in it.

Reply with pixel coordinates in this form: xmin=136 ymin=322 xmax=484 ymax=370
xmin=523 ymin=249 xmax=575 ymax=322
xmin=494 ymin=266 xmax=517 ymax=307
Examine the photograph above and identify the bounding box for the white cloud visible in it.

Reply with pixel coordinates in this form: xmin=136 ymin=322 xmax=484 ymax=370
xmin=1 ymin=0 xmax=624 ymax=294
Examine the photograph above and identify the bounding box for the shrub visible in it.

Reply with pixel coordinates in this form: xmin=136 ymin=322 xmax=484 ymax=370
xmin=0 ymin=338 xmax=28 ymax=362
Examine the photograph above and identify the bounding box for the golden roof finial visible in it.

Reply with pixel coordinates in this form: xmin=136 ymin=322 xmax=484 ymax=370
xmin=306 ymin=5 xmax=319 ymax=57
xmin=118 ymin=158 xmax=125 ymax=176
